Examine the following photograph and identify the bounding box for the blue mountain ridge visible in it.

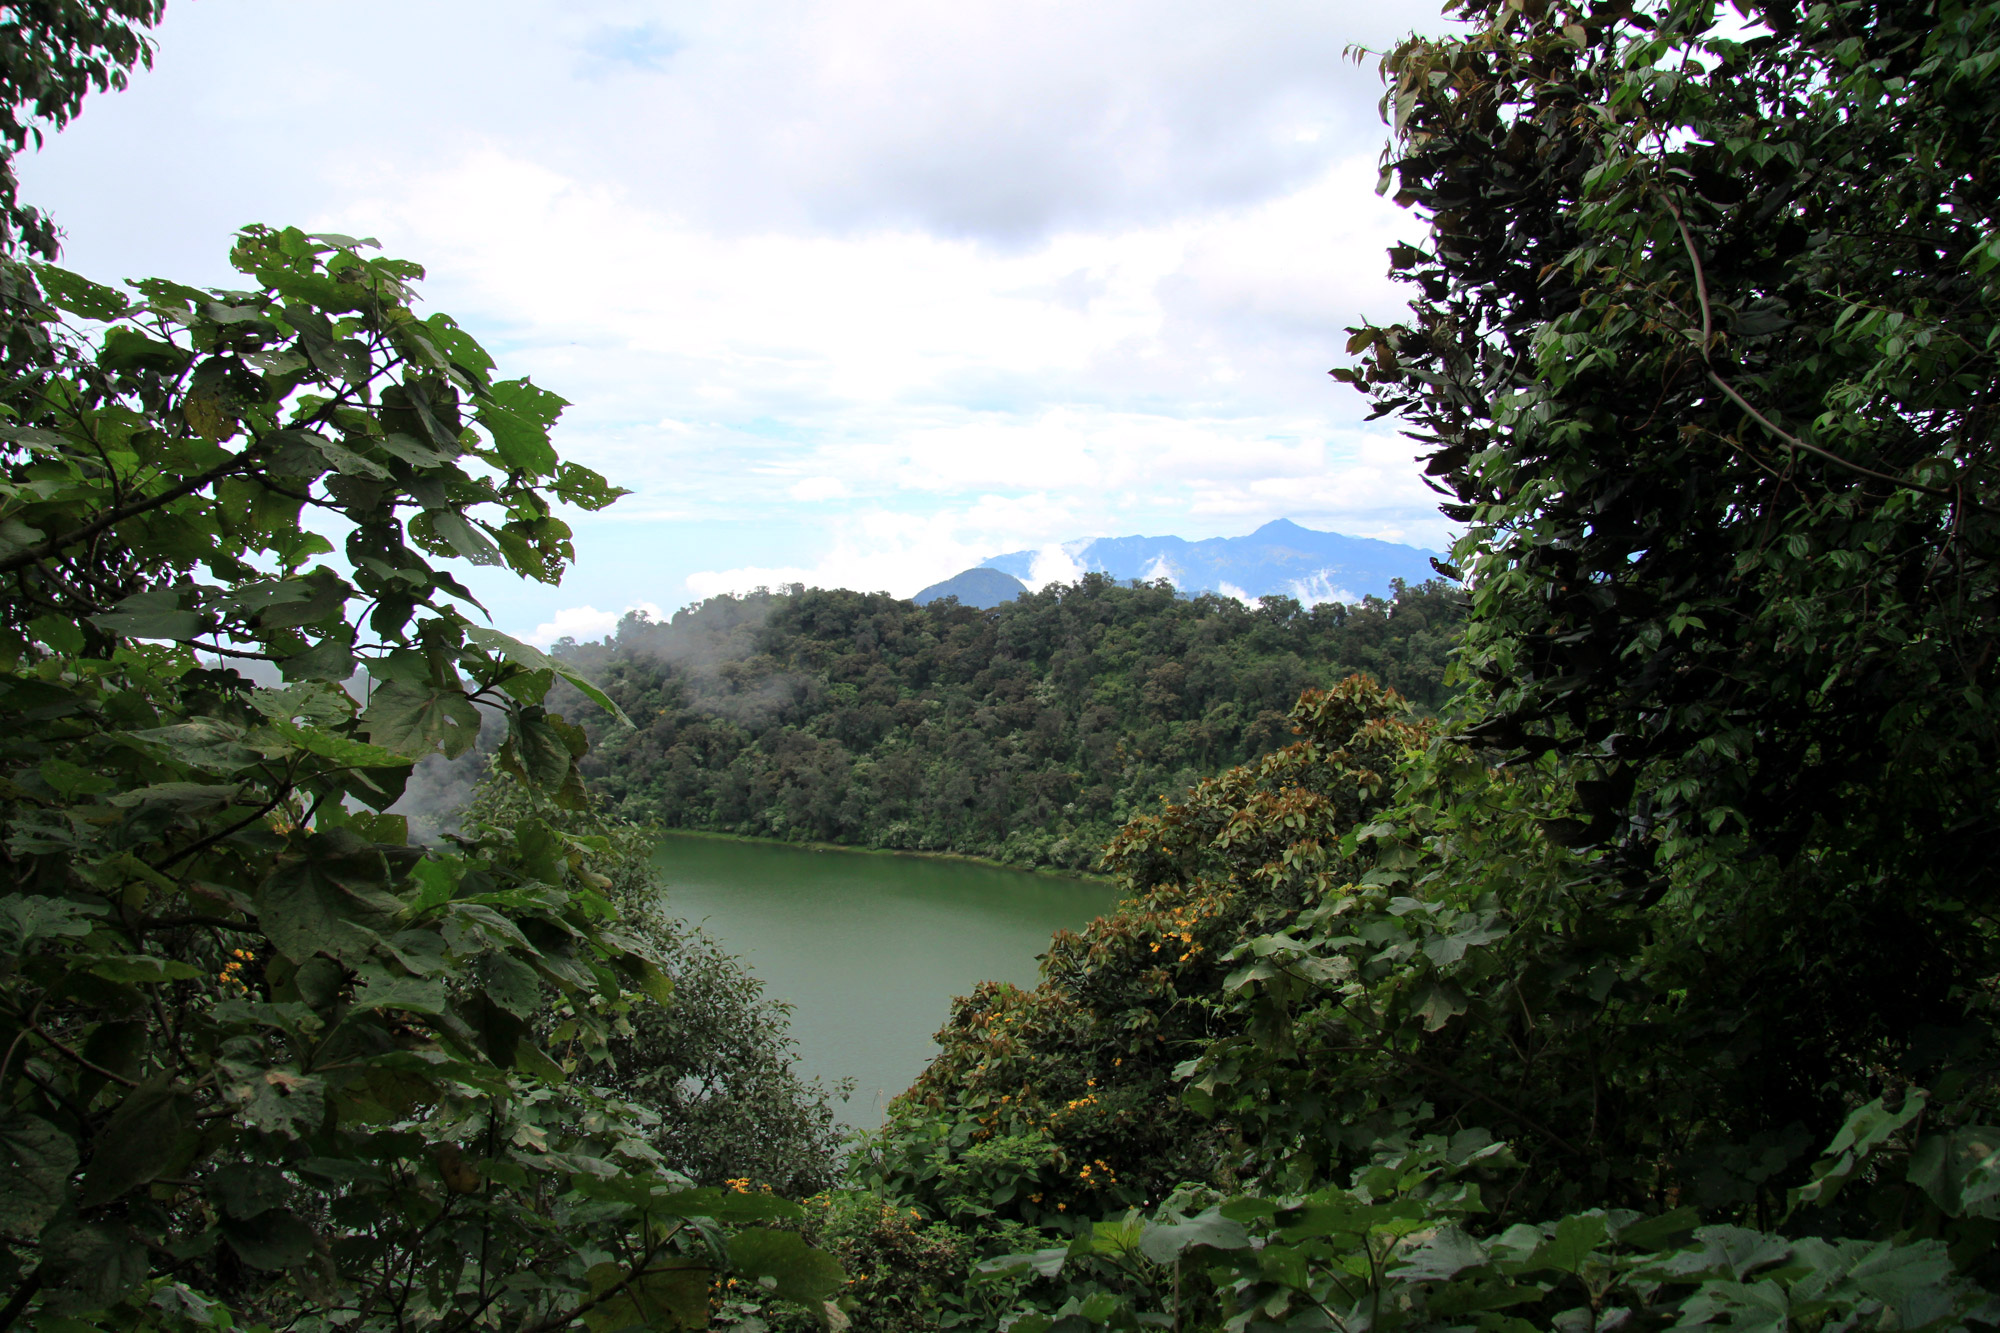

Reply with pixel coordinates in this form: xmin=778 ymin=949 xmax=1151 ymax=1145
xmin=912 ymin=567 xmax=1030 ymax=609
xmin=982 ymin=519 xmax=1442 ymax=604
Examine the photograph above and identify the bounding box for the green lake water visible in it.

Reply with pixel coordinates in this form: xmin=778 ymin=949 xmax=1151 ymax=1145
xmin=651 ymin=834 xmax=1121 ymax=1129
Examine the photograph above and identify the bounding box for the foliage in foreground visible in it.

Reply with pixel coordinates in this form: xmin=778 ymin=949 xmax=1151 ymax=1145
xmin=551 ymin=578 xmax=1463 ymax=872
xmin=840 ymin=0 xmax=2000 ymax=1321
xmin=0 ymin=223 xmax=843 ymax=1328
xmin=459 ymin=775 xmax=847 ymax=1199
xmin=852 ymin=672 xmax=2000 ymax=1330
xmin=858 ymin=677 xmax=1429 ymax=1228
xmin=972 ymin=1118 xmax=2000 ymax=1333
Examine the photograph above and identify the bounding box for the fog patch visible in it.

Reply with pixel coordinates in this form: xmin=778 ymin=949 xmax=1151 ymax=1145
xmin=1027 ymin=541 xmax=1087 ymax=589
xmin=1286 ymin=571 xmax=1359 ymax=608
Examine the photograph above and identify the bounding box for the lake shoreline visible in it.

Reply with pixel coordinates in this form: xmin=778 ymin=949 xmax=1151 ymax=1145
xmin=651 ymin=826 xmax=1116 ymax=886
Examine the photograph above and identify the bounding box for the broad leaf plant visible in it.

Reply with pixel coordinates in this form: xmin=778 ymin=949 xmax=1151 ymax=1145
xmin=0 ymin=229 xmax=844 ymax=1329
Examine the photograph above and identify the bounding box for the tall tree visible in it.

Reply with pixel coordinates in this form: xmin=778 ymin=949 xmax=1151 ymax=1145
xmin=1345 ymin=0 xmax=2000 ymax=1107
xmin=0 ymin=0 xmax=165 ymax=259
xmin=0 ymin=8 xmax=845 ymax=1328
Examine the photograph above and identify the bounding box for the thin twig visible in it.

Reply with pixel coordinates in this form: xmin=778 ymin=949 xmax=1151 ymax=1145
xmin=516 ymin=1241 xmax=674 ymax=1333
xmin=28 ymin=1021 xmax=142 ymax=1088
xmin=143 ymin=915 xmax=260 ymax=933
xmin=0 ymin=436 xmax=277 ymax=578
xmin=0 ymin=1269 xmax=44 ymax=1332
xmin=1662 ymin=194 xmax=1712 ymax=353
xmin=1661 ymin=190 xmax=1957 ymax=500
xmin=148 ymin=791 xmax=289 ymax=876
xmin=1704 ymin=372 xmax=1953 ymax=495
xmin=188 ymin=640 xmax=279 ymax=662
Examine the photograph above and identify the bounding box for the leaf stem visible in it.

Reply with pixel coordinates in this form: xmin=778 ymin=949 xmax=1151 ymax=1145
xmin=1660 ymin=190 xmax=1957 ymax=500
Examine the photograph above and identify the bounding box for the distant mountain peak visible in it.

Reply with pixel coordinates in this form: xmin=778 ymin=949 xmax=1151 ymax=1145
xmin=982 ymin=520 xmax=1440 ymax=605
xmin=913 ymin=567 xmax=1028 ymax=609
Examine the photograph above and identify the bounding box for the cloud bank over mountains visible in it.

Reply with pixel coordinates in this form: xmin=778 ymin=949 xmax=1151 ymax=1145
xmin=986 ymin=519 xmax=1440 ymax=605
xmin=537 ymin=520 xmax=1445 ymax=644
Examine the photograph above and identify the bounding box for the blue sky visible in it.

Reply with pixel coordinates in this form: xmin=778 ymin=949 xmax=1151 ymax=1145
xmin=19 ymin=0 xmax=1459 ymax=642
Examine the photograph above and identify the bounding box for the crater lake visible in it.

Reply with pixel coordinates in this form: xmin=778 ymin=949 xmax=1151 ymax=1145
xmin=652 ymin=834 xmax=1121 ymax=1128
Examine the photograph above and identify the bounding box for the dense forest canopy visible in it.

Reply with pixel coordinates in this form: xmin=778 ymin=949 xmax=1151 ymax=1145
xmin=550 ymin=577 xmax=1463 ymax=870
xmin=2 ymin=0 xmax=1999 ymax=1327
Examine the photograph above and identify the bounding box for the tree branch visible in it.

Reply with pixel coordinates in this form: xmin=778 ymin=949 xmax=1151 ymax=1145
xmin=147 ymin=789 xmax=288 ymax=876
xmin=1660 ymin=190 xmax=1957 ymax=500
xmin=28 ymin=1021 xmax=141 ymax=1088
xmin=0 ymin=435 xmax=276 ymax=578
xmin=0 ymin=1269 xmax=43 ymax=1332
xmin=1703 ymin=370 xmax=1954 ymax=496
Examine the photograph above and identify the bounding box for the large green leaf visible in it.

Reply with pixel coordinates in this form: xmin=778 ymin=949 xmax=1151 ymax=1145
xmin=222 ymin=1209 xmax=317 ymax=1270
xmin=727 ymin=1228 xmax=847 ymax=1303
xmin=129 ymin=720 xmax=258 ymax=772
xmin=349 ymin=975 xmax=449 ymax=1016
xmin=31 ymin=263 xmax=133 ymax=320
xmin=267 ymin=718 xmax=409 ymax=770
xmin=465 ymin=625 xmax=631 ymax=725
xmin=39 ymin=1220 xmax=150 ymax=1316
xmin=89 ymin=588 xmax=205 ymax=641
xmin=425 ymin=509 xmax=503 ymax=566
xmin=360 ymin=680 xmax=481 ymax=759
xmin=0 ymin=894 xmax=100 ymax=952
xmin=477 ymin=379 xmax=565 ymax=474
xmin=257 ymin=839 xmax=402 ymax=964
xmin=219 ymin=1061 xmax=327 ymax=1138
xmin=582 ymin=1259 xmax=711 ymax=1333
xmin=206 ymin=1163 xmax=290 ymax=1220
xmin=478 ymin=952 xmax=543 ymax=1018
xmin=1138 ymin=1208 xmax=1250 ymax=1263
xmin=79 ymin=1076 xmax=196 ymax=1207
xmin=0 ymin=1113 xmax=78 ymax=1236
xmin=507 ymin=710 xmax=575 ymax=790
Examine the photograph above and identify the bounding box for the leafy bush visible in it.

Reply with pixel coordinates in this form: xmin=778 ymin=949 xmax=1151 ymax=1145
xmin=859 ymin=677 xmax=1428 ymax=1227
xmin=979 ymin=1124 xmax=2000 ymax=1333
xmin=458 ymin=772 xmax=849 ymax=1200
xmin=0 ymin=225 xmax=845 ymax=1328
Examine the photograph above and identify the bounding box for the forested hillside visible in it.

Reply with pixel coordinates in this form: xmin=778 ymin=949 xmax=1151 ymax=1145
xmin=551 ymin=575 xmax=1463 ymax=870
xmin=8 ymin=0 xmax=2000 ymax=1328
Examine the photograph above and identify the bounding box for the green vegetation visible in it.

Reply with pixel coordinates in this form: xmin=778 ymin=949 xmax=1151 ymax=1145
xmin=553 ymin=577 xmax=1464 ymax=871
xmin=6 ymin=0 xmax=2000 ymax=1327
xmin=459 ymin=777 xmax=846 ymax=1200
xmin=827 ymin=0 xmax=2000 ymax=1324
xmin=0 ymin=20 xmax=846 ymax=1326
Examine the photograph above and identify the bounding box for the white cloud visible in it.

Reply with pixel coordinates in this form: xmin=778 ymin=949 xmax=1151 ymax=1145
xmin=1027 ymin=543 xmax=1087 ymax=589
xmin=788 ymin=476 xmax=852 ymax=502
xmin=17 ymin=0 xmax=1464 ymax=636
xmin=527 ymin=601 xmax=666 ymax=646
xmin=685 ymin=507 xmax=1010 ymax=599
xmin=1287 ymin=573 xmax=1361 ymax=607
